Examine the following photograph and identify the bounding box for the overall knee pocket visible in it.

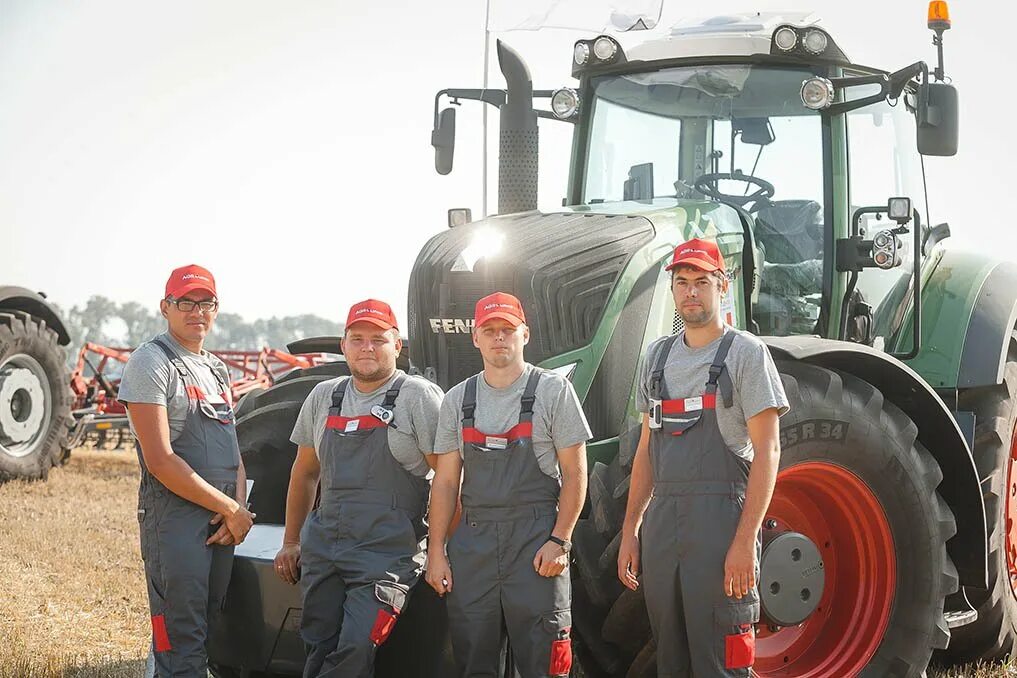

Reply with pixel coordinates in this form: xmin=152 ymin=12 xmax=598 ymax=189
xmin=716 ymin=599 xmax=759 ymax=672
xmin=370 ymin=581 xmax=408 ymax=646
xmin=543 ymin=608 xmax=573 ymax=677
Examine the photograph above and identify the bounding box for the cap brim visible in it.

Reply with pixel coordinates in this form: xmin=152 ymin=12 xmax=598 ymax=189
xmin=476 ymin=311 xmax=524 ymax=327
xmin=347 ymin=318 xmax=397 ymax=331
xmin=168 ymin=282 xmax=217 ymax=299
xmin=664 ymin=257 xmax=722 ymax=273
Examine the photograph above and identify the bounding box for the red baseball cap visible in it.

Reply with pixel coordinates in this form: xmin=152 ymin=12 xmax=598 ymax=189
xmin=475 ymin=292 xmax=526 ymax=328
xmin=346 ymin=299 xmax=398 ymax=331
xmin=165 ymin=264 xmax=217 ymax=299
xmin=664 ymin=238 xmax=726 ymax=273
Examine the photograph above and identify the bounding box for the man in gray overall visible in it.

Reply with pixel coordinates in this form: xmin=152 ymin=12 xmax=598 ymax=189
xmin=273 ymin=298 xmax=444 ymax=677
xmin=427 ymin=292 xmax=592 ymax=678
xmin=616 ymin=239 xmax=788 ymax=676
xmin=120 ymin=264 xmax=255 ymax=677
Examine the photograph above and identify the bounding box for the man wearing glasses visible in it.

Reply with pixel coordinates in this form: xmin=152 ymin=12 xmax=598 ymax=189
xmin=119 ymin=264 xmax=255 ymax=677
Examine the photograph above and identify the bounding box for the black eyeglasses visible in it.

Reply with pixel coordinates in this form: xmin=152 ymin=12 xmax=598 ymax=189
xmin=166 ymin=298 xmax=219 ymax=313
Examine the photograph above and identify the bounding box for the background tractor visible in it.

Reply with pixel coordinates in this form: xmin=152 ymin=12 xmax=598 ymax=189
xmin=211 ymin=6 xmax=1017 ymax=677
xmin=0 ymin=285 xmax=72 ymax=482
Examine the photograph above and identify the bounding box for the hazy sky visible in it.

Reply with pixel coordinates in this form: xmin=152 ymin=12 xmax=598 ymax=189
xmin=1 ymin=0 xmax=1010 ymax=326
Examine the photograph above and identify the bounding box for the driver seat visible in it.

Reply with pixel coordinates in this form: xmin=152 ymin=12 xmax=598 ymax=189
xmin=753 ymin=200 xmax=823 ymax=264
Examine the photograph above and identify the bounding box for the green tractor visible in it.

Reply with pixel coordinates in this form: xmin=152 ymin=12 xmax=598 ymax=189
xmin=212 ymin=7 xmax=1017 ymax=678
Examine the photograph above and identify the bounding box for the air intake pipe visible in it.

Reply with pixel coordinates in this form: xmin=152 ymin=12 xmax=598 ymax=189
xmin=496 ymin=40 xmax=538 ymax=214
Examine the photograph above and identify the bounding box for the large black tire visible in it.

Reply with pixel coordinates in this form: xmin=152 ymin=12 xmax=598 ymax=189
xmin=0 ymin=311 xmax=72 ymax=481
xmin=572 ymin=361 xmax=957 ymax=677
xmin=237 ymin=363 xmax=350 ymax=524
xmin=938 ymin=330 xmax=1017 ymax=663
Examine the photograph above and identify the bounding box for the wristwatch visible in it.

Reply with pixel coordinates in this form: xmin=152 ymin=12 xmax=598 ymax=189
xmin=548 ymin=535 xmax=572 ymax=554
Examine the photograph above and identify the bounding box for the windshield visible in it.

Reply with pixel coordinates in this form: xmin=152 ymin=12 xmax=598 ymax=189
xmin=581 ymin=65 xmax=827 ymax=335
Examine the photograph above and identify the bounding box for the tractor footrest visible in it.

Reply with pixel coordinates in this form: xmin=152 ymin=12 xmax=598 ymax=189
xmin=944 ymin=609 xmax=977 ymax=628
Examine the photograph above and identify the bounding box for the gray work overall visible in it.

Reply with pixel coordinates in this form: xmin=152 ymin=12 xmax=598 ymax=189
xmin=299 ymin=376 xmax=429 ymax=678
xmin=137 ymin=338 xmax=240 ymax=678
xmin=447 ymin=369 xmax=573 ymax=678
xmin=642 ymin=331 xmax=760 ymax=677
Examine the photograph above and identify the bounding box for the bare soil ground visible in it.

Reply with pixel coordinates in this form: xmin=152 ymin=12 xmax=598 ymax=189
xmin=0 ymin=447 xmax=1014 ymax=677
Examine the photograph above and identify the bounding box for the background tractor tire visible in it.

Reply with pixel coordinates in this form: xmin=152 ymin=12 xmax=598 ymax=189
xmin=0 ymin=311 xmax=72 ymax=482
xmin=938 ymin=330 xmax=1017 ymax=663
xmin=571 ymin=361 xmax=957 ymax=678
xmin=237 ymin=361 xmax=349 ymax=524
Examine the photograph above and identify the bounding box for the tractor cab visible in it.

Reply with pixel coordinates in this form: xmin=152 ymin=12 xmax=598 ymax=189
xmin=555 ymin=12 xmax=958 ymax=345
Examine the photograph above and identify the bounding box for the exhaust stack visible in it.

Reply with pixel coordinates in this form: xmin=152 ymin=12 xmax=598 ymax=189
xmin=496 ymin=40 xmax=539 ymax=214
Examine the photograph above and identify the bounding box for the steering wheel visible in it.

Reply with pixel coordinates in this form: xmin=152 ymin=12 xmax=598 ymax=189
xmin=694 ymin=171 xmax=775 ymax=211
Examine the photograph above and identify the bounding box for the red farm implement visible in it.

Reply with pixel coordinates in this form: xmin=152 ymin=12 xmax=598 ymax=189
xmin=67 ymin=342 xmax=336 ymax=450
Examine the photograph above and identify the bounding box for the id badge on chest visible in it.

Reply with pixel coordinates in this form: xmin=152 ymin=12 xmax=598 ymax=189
xmin=484 ymin=436 xmax=508 ymax=450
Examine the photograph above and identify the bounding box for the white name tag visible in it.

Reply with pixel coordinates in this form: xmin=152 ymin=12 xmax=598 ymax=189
xmin=344 ymin=419 xmax=360 ymax=432
xmin=485 ymin=436 xmax=508 ymax=449
xmin=684 ymin=396 xmax=703 ymax=412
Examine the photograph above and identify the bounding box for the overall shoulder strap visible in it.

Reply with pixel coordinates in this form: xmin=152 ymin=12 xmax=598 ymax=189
xmin=650 ymin=334 xmax=681 ymax=399
xmin=382 ymin=375 xmax=407 ymax=409
xmin=461 ymin=375 xmax=480 ymax=428
xmin=519 ymin=368 xmax=543 ymax=423
xmin=706 ymin=331 xmax=737 ymax=407
xmin=330 ymin=377 xmax=351 ymax=411
xmin=150 ymin=339 xmax=188 ymax=380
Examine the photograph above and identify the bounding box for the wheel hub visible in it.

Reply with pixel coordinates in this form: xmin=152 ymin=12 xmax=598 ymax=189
xmin=760 ymin=531 xmax=825 ymax=626
xmin=0 ymin=354 xmax=52 ymax=457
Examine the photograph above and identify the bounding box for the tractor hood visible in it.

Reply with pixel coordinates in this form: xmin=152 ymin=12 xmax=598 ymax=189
xmin=406 ymin=199 xmax=738 ymax=389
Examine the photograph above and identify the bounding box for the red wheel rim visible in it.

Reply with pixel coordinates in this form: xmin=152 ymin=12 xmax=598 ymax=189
xmin=755 ymin=462 xmax=895 ymax=677
xmin=1005 ymin=423 xmax=1017 ymax=599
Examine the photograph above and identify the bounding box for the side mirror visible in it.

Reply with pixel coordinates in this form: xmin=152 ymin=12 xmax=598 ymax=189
xmin=917 ymin=82 xmax=958 ymax=156
xmin=432 ymin=107 xmax=457 ymax=175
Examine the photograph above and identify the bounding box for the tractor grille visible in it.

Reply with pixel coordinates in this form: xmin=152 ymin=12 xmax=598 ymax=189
xmin=407 ymin=212 xmax=655 ymax=390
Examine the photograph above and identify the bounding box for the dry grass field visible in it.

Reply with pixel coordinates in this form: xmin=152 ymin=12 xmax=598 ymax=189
xmin=1 ymin=447 xmax=1015 ymax=677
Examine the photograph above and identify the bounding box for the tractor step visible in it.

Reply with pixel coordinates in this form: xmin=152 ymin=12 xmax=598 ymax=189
xmin=944 ymin=609 xmax=978 ymax=628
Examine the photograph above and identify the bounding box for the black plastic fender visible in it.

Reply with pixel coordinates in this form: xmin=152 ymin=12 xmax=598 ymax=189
xmin=0 ymin=285 xmax=71 ymax=345
xmin=958 ymin=261 xmax=1017 ymax=389
xmin=763 ymin=335 xmax=987 ymax=590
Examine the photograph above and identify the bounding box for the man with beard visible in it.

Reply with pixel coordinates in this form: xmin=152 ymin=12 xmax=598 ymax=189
xmin=426 ymin=292 xmax=591 ymax=677
xmin=274 ymin=299 xmax=444 ymax=677
xmin=616 ymin=238 xmax=788 ymax=677
xmin=119 ymin=264 xmax=255 ymax=676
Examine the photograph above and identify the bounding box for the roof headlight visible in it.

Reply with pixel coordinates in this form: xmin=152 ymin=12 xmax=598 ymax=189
xmin=551 ymin=88 xmax=581 ymax=119
xmin=574 ymin=42 xmax=590 ymax=66
xmin=801 ymin=77 xmax=835 ymax=110
xmin=774 ymin=27 xmax=798 ymax=51
xmin=803 ymin=29 xmax=829 ymax=55
xmin=592 ymin=36 xmax=619 ymax=62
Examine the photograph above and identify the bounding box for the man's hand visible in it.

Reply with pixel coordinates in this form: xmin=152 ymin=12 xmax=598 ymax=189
xmin=274 ymin=543 xmax=301 ymax=584
xmin=533 ymin=541 xmax=568 ymax=578
xmin=617 ymin=534 xmax=641 ymax=590
xmin=206 ymin=513 xmax=234 ymax=546
xmin=724 ymin=535 xmax=757 ymax=599
xmin=426 ymin=549 xmax=453 ymax=596
xmin=225 ymin=504 xmax=256 ymax=543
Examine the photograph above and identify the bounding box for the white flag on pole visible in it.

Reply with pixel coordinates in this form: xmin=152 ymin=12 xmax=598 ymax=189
xmin=486 ymin=0 xmax=663 ymax=33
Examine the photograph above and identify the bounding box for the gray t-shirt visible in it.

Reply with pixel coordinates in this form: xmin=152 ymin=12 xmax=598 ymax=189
xmin=434 ymin=364 xmax=593 ymax=479
xmin=290 ymin=370 xmax=443 ymax=478
xmin=118 ymin=332 xmax=232 ymax=442
xmin=637 ymin=326 xmax=789 ymax=461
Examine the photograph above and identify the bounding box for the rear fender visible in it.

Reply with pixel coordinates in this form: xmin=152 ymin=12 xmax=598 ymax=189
xmin=764 ymin=335 xmax=987 ymax=589
xmin=0 ymin=286 xmax=71 ymax=345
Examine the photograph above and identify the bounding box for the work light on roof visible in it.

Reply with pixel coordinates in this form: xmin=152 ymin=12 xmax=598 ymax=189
xmin=803 ymin=29 xmax=829 ymax=54
xmin=773 ymin=26 xmax=798 ymax=51
xmin=801 ymin=77 xmax=835 ymax=110
xmin=593 ymin=36 xmax=619 ymax=61
xmin=574 ymin=42 xmax=590 ymax=66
